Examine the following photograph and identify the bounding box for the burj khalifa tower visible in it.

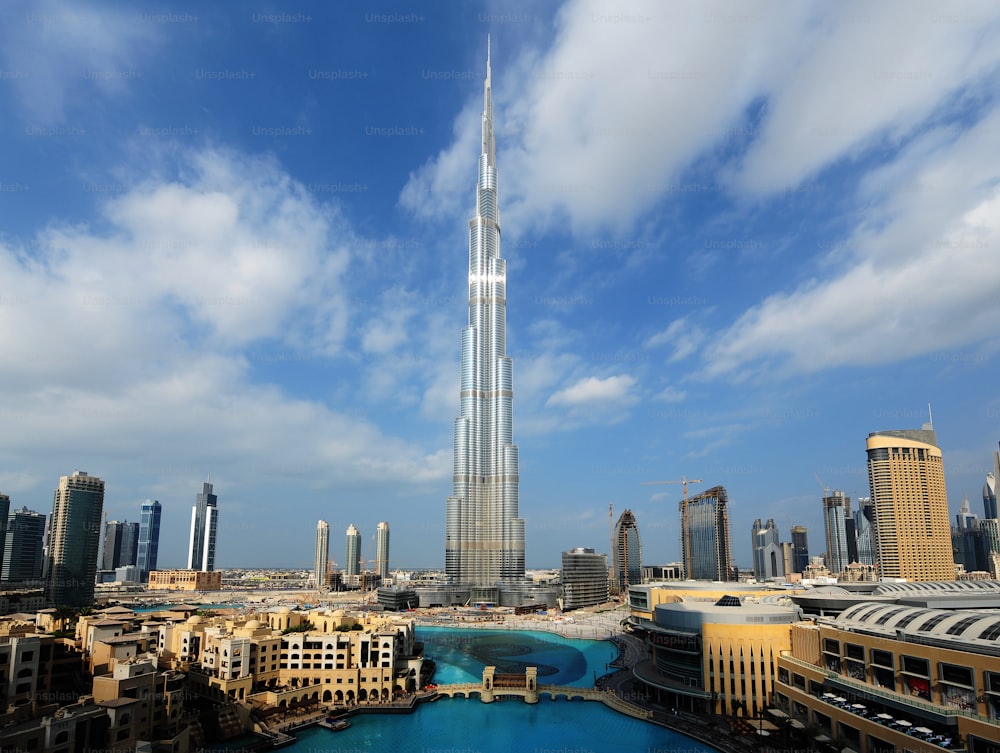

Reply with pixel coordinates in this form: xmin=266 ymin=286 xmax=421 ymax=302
xmin=444 ymin=42 xmax=525 ymax=600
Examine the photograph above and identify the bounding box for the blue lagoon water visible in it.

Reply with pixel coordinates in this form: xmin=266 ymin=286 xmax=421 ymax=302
xmin=280 ymin=626 xmax=716 ymax=753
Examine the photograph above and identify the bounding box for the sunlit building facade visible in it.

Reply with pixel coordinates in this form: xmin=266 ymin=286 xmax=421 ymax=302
xmin=444 ymin=45 xmax=525 ymax=601
xmin=774 ymin=600 xmax=1000 ymax=753
xmin=315 ymin=520 xmax=329 ymax=590
xmin=345 ymin=524 xmax=361 ymax=577
xmin=681 ymin=486 xmax=733 ymax=581
xmin=187 ymin=481 xmax=218 ymax=572
xmin=866 ymin=428 xmax=955 ymax=581
xmin=376 ymin=521 xmax=390 ymax=581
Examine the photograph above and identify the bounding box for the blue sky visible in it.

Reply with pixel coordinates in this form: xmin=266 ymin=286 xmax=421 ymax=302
xmin=1 ymin=0 xmax=999 ymax=572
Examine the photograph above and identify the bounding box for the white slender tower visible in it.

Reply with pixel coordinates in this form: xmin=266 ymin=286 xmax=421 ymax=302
xmin=315 ymin=520 xmax=330 ymax=590
xmin=445 ymin=40 xmax=525 ymax=599
xmin=375 ymin=521 xmax=390 ymax=581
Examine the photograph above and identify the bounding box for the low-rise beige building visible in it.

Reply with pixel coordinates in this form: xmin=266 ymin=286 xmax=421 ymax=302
xmin=148 ymin=570 xmax=222 ymax=591
xmin=154 ymin=606 xmax=424 ymax=711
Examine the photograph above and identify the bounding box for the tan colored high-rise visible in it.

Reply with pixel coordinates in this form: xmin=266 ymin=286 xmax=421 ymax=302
xmin=866 ymin=428 xmax=955 ymax=581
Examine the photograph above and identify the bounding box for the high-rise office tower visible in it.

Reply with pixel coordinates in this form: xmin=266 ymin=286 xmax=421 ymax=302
xmin=375 ymin=521 xmax=390 ymax=581
xmin=101 ymin=520 xmax=139 ymax=570
xmin=136 ymin=500 xmax=161 ymax=581
xmin=681 ymin=486 xmax=733 ymax=581
xmin=780 ymin=541 xmax=795 ymax=575
xmin=45 ymin=470 xmax=105 ymax=607
xmin=2 ymin=507 xmax=47 ymax=583
xmin=122 ymin=521 xmax=138 ymax=567
xmin=315 ymin=520 xmax=330 ymax=590
xmin=444 ymin=44 xmax=525 ymax=600
xmin=956 ymin=497 xmax=977 ymax=530
xmin=751 ymin=518 xmax=784 ymax=579
xmin=791 ymin=525 xmax=810 ymax=573
xmin=823 ymin=490 xmax=851 ymax=576
xmin=981 ymin=518 xmax=1000 ymax=557
xmin=952 ymin=525 xmax=990 ymax=574
xmin=612 ymin=510 xmax=642 ymax=594
xmin=994 ymin=442 xmax=1000 ymax=507
xmin=0 ymin=492 xmax=9 ymax=577
xmin=866 ymin=427 xmax=955 ymax=581
xmin=984 ymin=472 xmax=997 ymax=520
xmin=345 ymin=524 xmax=361 ymax=577
xmin=187 ymin=481 xmax=218 ymax=572
xmin=561 ymin=547 xmax=609 ymax=610
xmin=853 ymin=497 xmax=876 ymax=566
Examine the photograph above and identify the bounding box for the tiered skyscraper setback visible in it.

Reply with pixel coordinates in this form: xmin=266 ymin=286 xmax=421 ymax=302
xmin=444 ymin=43 xmax=525 ymax=601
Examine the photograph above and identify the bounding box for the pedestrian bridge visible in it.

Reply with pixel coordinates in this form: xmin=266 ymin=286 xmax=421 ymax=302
xmin=431 ymin=667 xmax=650 ymax=720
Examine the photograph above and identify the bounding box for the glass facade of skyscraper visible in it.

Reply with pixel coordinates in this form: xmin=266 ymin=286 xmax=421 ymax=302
xmin=137 ymin=499 xmax=161 ymax=581
xmin=444 ymin=45 xmax=525 ymax=597
xmin=681 ymin=486 xmax=733 ymax=581
xmin=187 ymin=482 xmax=218 ymax=572
xmin=46 ymin=470 xmax=105 ymax=607
xmin=823 ymin=490 xmax=850 ymax=576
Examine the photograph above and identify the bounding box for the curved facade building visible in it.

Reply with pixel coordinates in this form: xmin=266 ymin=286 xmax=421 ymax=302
xmin=866 ymin=428 xmax=954 ymax=581
xmin=985 ymin=472 xmax=997 ymax=520
xmin=632 ymin=598 xmax=799 ymax=716
xmin=612 ymin=510 xmax=642 ymax=594
xmin=561 ymin=547 xmax=609 ymax=610
xmin=445 ymin=44 xmax=525 ymax=598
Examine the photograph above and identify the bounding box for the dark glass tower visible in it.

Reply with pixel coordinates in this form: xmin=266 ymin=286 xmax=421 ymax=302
xmin=791 ymin=525 xmax=810 ymax=573
xmin=445 ymin=42 xmax=525 ymax=598
xmin=137 ymin=499 xmax=161 ymax=581
xmin=1 ymin=506 xmax=46 ymax=583
xmin=45 ymin=471 xmax=105 ymax=607
xmin=187 ymin=481 xmax=218 ymax=571
xmin=0 ymin=492 xmax=8 ymax=578
xmin=101 ymin=520 xmax=139 ymax=570
xmin=681 ymin=486 xmax=733 ymax=581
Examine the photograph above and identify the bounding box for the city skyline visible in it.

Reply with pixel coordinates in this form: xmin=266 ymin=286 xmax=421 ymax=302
xmin=1 ymin=2 xmax=999 ymax=570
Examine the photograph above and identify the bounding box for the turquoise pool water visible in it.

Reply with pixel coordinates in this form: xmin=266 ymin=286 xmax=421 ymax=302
xmin=278 ymin=626 xmax=716 ymax=753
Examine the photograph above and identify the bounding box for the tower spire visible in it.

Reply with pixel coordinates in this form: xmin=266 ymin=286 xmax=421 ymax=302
xmin=482 ymin=36 xmax=495 ymax=168
xmin=446 ymin=42 xmax=523 ymax=596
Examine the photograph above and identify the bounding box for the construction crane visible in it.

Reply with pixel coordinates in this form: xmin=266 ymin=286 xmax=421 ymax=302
xmin=608 ymin=503 xmax=615 ymax=599
xmin=641 ymin=476 xmax=703 ymax=503
xmin=813 ymin=471 xmax=829 ymax=497
xmin=642 ymin=477 xmax=702 ymax=579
